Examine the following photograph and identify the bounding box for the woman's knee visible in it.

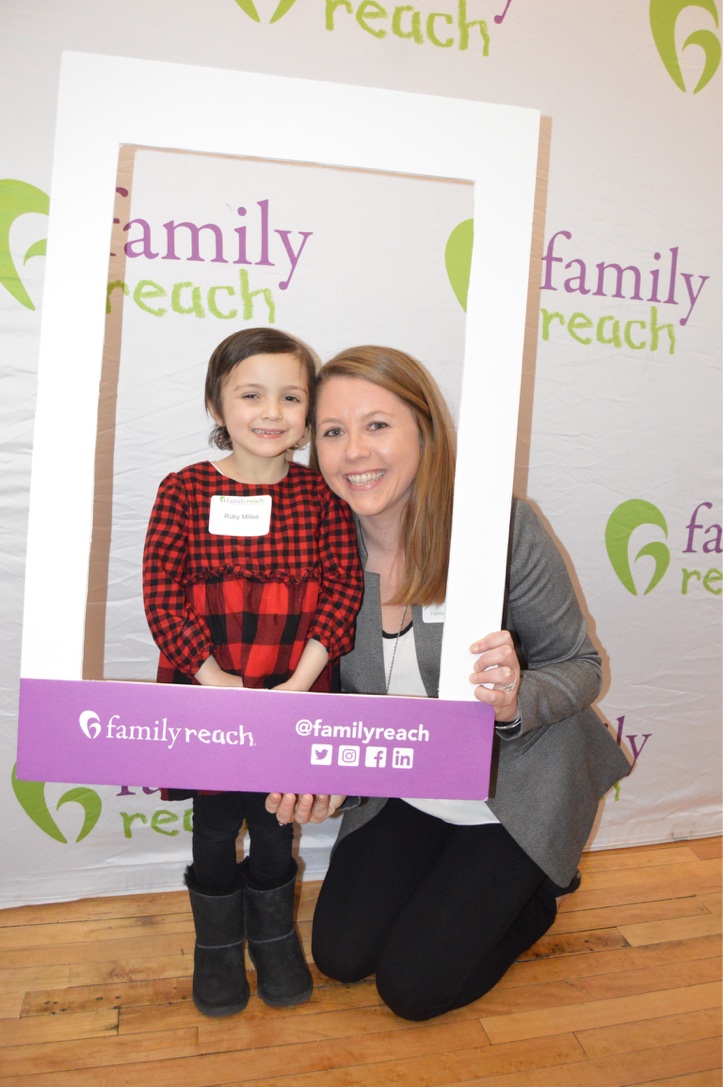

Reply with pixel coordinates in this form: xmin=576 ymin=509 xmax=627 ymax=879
xmin=311 ymin=915 xmax=376 ymax=984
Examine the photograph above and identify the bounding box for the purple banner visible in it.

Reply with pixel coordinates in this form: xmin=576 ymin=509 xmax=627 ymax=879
xmin=17 ymin=679 xmax=494 ymax=799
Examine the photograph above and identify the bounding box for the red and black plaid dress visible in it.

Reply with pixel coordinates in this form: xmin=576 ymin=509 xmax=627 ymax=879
xmin=143 ymin=460 xmax=362 ymax=693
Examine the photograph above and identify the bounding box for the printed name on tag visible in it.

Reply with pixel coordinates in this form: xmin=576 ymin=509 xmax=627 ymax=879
xmin=208 ymin=495 xmax=272 ymax=536
xmin=422 ymin=602 xmax=446 ymax=623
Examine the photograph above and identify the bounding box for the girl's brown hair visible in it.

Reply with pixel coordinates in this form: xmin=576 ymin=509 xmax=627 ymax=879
xmin=205 ymin=327 xmax=318 ymax=450
xmin=313 ymin=346 xmax=456 ymax=606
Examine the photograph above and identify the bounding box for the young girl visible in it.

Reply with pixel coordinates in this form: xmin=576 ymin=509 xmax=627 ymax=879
xmin=143 ymin=327 xmax=363 ymax=1018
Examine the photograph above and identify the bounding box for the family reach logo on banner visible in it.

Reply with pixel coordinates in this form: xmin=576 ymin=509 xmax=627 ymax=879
xmin=233 ymin=0 xmax=515 ymax=53
xmin=606 ymin=499 xmax=721 ymax=596
xmin=0 ymin=179 xmax=49 ymax=311
xmin=11 ymin=765 xmax=102 ymax=844
xmin=229 ymin=0 xmax=721 ymax=83
xmin=11 ymin=764 xmax=192 ymax=845
xmin=107 ymin=186 xmax=312 ymax=325
xmin=446 ymin=219 xmax=712 ymax=358
xmin=650 ymin=0 xmax=721 ymax=93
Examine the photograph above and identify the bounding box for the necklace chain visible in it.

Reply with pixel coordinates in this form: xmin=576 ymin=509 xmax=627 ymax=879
xmin=385 ymin=605 xmax=409 ymax=695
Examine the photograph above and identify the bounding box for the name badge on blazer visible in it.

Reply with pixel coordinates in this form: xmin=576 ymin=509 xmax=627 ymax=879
xmin=422 ymin=602 xmax=445 ymax=623
xmin=208 ymin=495 xmax=271 ymax=536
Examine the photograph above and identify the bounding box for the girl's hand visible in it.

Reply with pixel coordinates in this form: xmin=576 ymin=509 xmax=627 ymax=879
xmin=469 ymin=631 xmax=520 ymax=722
xmin=265 ymin=793 xmax=346 ymax=825
xmin=194 ymin=657 xmax=245 ymax=687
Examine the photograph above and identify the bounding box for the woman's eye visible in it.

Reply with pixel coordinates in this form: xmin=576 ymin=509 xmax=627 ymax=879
xmin=368 ymin=421 xmax=388 ymax=431
xmin=321 ymin=426 xmax=342 ymax=438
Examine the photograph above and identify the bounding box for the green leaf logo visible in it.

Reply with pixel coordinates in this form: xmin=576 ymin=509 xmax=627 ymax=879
xmin=233 ymin=0 xmax=298 ymax=22
xmin=650 ymin=0 xmax=721 ymax=93
xmin=605 ymin=499 xmax=671 ymax=596
xmin=0 ymin=179 xmax=50 ymax=310
xmin=445 ymin=218 xmax=474 ymax=312
xmin=11 ymin=765 xmax=102 ymax=843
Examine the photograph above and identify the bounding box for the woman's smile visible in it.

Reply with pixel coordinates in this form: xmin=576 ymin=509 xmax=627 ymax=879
xmin=345 ymin=469 xmax=386 ymax=487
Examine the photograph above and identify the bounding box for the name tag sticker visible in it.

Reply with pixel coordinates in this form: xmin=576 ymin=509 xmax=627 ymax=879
xmin=208 ymin=495 xmax=272 ymax=536
xmin=422 ymin=603 xmax=446 ymax=623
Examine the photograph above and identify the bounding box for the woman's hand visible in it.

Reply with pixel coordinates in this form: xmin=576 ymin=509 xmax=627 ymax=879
xmin=469 ymin=631 xmax=520 ymax=722
xmin=265 ymin=792 xmax=347 ymax=825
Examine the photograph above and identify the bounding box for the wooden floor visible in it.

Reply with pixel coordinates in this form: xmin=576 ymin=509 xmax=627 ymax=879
xmin=0 ymin=837 xmax=720 ymax=1087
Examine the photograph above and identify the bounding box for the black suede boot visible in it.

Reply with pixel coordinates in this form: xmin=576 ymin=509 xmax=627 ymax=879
xmin=244 ymin=860 xmax=313 ymax=1007
xmin=184 ymin=865 xmax=249 ymax=1017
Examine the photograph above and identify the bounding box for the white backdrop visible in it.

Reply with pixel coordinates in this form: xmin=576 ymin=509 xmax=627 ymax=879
xmin=2 ymin=0 xmax=720 ymax=906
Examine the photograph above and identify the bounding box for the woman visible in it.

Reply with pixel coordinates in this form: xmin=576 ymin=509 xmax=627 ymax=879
xmin=267 ymin=345 xmax=631 ymax=1021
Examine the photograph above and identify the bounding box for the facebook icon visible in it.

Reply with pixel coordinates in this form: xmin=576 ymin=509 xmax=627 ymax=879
xmin=365 ymin=746 xmax=387 ymax=768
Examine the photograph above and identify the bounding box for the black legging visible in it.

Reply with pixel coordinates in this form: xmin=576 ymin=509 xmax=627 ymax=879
xmin=312 ymin=798 xmax=557 ymax=1020
xmin=191 ymin=791 xmax=294 ymax=894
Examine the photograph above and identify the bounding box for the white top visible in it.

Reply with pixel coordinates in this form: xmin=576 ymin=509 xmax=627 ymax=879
xmin=383 ymin=620 xmax=499 ymax=826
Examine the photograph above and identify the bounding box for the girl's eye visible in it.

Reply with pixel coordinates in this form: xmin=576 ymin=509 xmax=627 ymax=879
xmin=283 ymin=394 xmax=302 ymax=403
xmin=321 ymin=426 xmax=342 ymax=439
xmin=241 ymin=393 xmax=258 ymax=400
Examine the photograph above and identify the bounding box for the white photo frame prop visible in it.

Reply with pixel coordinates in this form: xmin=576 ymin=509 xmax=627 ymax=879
xmin=21 ymin=55 xmax=539 ymax=712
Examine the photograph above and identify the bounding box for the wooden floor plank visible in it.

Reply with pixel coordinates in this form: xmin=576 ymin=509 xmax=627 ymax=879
xmin=440 ymin=1037 xmax=722 ymax=1087
xmin=0 ymin=890 xmax=188 ymax=928
xmin=0 ymin=1026 xmax=200 ymax=1078
xmin=636 ymin=1072 xmax=722 ymax=1086
xmin=580 ymin=844 xmax=704 ymax=871
xmin=480 ymin=981 xmax=721 ymax=1045
xmin=618 ymin=912 xmax=722 ymax=948
xmin=236 ymin=1035 xmax=585 ymax=1087
xmin=0 ymin=836 xmax=718 ymax=1087
xmin=495 ymin=934 xmax=721 ymax=989
xmin=474 ymin=954 xmax=722 ymax=1018
xmin=686 ymin=837 xmax=723 ymax=861
xmin=575 ymin=1007 xmax=722 ymax=1059
xmin=551 ymin=894 xmax=712 ymax=935
xmin=0 ymin=913 xmax=192 ymax=951
xmin=0 ymin=1032 xmax=585 ymax=1087
xmin=0 ymin=1007 xmax=119 ymax=1048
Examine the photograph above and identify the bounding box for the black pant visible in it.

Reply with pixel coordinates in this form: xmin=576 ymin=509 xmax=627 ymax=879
xmin=191 ymin=791 xmax=294 ymax=894
xmin=311 ymin=798 xmax=556 ymax=1020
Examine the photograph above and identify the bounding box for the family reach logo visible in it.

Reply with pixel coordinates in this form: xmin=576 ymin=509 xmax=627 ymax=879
xmin=234 ymin=0 xmax=298 ymax=20
xmin=606 ymin=499 xmax=721 ymax=596
xmin=232 ymin=0 xmax=516 ymax=54
xmin=650 ymin=0 xmax=721 ymax=93
xmin=0 ymin=179 xmax=49 ymax=311
xmin=11 ymin=764 xmax=102 ymax=844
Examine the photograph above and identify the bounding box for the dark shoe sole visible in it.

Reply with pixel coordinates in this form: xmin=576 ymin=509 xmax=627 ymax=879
xmin=256 ymin=980 xmax=313 ymax=1008
xmin=192 ymin=986 xmax=250 ymax=1017
xmin=543 ymin=869 xmax=582 ymax=899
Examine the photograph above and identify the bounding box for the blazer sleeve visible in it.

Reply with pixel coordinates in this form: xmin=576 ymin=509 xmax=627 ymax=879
xmin=504 ymin=500 xmax=603 ymax=739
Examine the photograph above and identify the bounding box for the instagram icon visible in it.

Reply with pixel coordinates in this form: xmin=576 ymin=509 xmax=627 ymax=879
xmin=338 ymin=746 xmax=360 ymax=766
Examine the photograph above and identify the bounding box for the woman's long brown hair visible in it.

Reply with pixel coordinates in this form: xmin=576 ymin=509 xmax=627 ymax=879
xmin=312 ymin=346 xmax=456 ymax=606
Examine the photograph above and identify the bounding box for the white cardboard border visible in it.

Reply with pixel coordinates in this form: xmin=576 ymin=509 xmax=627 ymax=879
xmin=21 ymin=52 xmax=539 ymax=701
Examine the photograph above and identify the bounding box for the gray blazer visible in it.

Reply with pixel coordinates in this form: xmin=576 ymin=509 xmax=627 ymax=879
xmin=335 ymin=499 xmax=632 ymax=885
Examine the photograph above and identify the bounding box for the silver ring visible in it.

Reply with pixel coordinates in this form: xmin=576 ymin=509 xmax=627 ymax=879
xmin=501 ymin=678 xmax=518 ymax=692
